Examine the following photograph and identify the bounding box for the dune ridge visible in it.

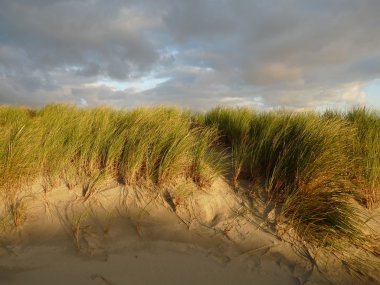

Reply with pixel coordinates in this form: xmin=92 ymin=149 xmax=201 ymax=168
xmin=1 ymin=105 xmax=380 ymax=284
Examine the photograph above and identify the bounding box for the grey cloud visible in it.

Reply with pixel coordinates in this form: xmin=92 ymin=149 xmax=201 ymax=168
xmin=163 ymin=0 xmax=237 ymax=42
xmin=0 ymin=0 xmax=380 ymax=109
xmin=0 ymin=0 xmax=159 ymax=79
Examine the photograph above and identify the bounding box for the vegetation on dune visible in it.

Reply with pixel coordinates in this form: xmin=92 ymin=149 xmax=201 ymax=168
xmin=204 ymin=107 xmax=253 ymax=182
xmin=322 ymin=107 xmax=380 ymax=208
xmin=346 ymin=107 xmax=380 ymax=208
xmin=0 ymin=104 xmax=379 ymax=278
xmin=205 ymin=108 xmax=364 ymax=245
xmin=0 ymin=105 xmax=224 ymax=197
xmin=205 ymin=106 xmax=380 ymax=279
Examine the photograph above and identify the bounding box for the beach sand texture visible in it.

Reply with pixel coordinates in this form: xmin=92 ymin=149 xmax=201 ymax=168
xmin=1 ymin=179 xmax=377 ymax=285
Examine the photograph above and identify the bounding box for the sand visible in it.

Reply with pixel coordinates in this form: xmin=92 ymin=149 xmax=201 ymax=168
xmin=0 ymin=179 xmax=378 ymax=285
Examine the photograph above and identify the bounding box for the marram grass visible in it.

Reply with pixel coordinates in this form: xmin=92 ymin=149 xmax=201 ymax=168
xmin=204 ymin=108 xmax=363 ymax=243
xmin=0 ymin=104 xmax=225 ymax=195
xmin=204 ymin=106 xmax=380 ymax=279
xmin=0 ymin=104 xmax=379 ymax=276
xmin=346 ymin=107 xmax=380 ymax=208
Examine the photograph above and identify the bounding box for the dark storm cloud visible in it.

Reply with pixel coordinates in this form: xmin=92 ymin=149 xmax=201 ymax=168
xmin=0 ymin=0 xmax=379 ymax=109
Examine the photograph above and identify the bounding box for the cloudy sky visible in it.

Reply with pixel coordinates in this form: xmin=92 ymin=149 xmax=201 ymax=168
xmin=1 ymin=0 xmax=380 ymax=110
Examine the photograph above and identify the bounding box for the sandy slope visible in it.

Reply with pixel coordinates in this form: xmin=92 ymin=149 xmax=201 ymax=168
xmin=0 ymin=179 xmax=378 ymax=285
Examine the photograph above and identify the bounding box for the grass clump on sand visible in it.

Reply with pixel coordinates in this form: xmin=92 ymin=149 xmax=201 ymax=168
xmin=249 ymin=114 xmax=360 ymax=244
xmin=205 ymin=107 xmax=380 ymax=279
xmin=0 ymin=106 xmax=39 ymax=188
xmin=346 ymin=107 xmax=380 ymax=208
xmin=322 ymin=107 xmax=380 ymax=208
xmin=0 ymin=104 xmax=379 ymax=278
xmin=203 ymin=107 xmax=254 ymax=183
xmin=0 ymin=105 xmax=224 ymax=200
xmin=205 ymin=108 xmax=363 ymax=245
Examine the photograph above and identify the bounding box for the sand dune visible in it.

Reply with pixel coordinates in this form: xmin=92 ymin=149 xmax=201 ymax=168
xmin=0 ymin=179 xmax=378 ymax=285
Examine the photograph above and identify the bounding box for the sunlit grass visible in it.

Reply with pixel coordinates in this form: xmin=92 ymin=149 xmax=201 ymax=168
xmin=205 ymin=108 xmax=362 ymax=242
xmin=0 ymin=104 xmax=224 ymax=196
xmin=346 ymin=107 xmax=380 ymax=208
xmin=204 ymin=107 xmax=254 ymax=182
xmin=0 ymin=104 xmax=379 ymax=278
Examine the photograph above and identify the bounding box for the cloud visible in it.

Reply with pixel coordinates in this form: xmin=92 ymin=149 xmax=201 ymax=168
xmin=250 ymin=63 xmax=303 ymax=85
xmin=1 ymin=0 xmax=160 ymax=75
xmin=0 ymin=0 xmax=379 ymax=109
xmin=340 ymin=83 xmax=367 ymax=104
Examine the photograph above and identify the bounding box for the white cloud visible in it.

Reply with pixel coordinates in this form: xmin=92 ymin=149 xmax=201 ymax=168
xmin=340 ymin=83 xmax=367 ymax=104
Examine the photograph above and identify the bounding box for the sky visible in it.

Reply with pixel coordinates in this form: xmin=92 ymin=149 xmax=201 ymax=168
xmin=0 ymin=0 xmax=380 ymax=110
